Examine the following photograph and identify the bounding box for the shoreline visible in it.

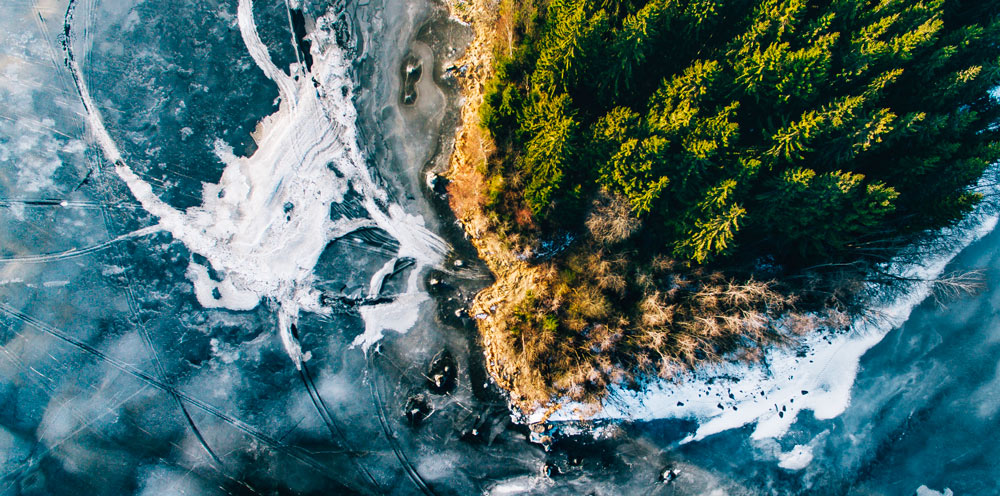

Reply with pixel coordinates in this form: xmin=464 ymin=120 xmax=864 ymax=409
xmin=352 ymin=0 xmax=517 ymax=409
xmin=402 ymin=1 xmax=511 ymax=407
xmin=436 ymin=0 xmax=571 ymax=421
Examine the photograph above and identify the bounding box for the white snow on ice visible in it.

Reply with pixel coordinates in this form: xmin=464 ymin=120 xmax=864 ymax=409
xmin=777 ymin=444 xmax=814 ymax=471
xmin=354 ymin=270 xmax=429 ymax=351
xmin=916 ymin=485 xmax=954 ymax=496
xmin=69 ymin=0 xmax=447 ymax=367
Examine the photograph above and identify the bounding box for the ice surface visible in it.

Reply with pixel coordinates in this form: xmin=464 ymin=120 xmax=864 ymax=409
xmin=5 ymin=0 xmax=1000 ymax=493
xmin=68 ymin=0 xmax=447 ymax=368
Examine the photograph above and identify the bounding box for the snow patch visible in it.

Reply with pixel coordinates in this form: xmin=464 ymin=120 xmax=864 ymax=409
xmin=101 ymin=265 xmax=125 ymax=276
xmin=136 ymin=464 xmax=206 ymax=496
xmin=916 ymin=485 xmax=954 ymax=496
xmin=777 ymin=444 xmax=813 ymax=471
xmin=353 ymin=269 xmax=428 ymax=351
xmin=209 ymin=338 xmax=241 ymax=364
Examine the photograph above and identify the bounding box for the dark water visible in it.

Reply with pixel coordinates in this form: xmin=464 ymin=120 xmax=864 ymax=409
xmin=0 ymin=0 xmax=997 ymax=495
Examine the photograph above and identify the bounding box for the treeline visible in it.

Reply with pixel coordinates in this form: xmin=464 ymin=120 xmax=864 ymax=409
xmin=480 ymin=0 xmax=1000 ymax=265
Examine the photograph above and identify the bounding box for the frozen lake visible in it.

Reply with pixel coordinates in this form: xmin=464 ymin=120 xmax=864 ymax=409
xmin=0 ymin=0 xmax=998 ymax=494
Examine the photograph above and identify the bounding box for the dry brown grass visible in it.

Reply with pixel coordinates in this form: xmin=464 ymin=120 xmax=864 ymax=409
xmin=468 ymin=231 xmax=818 ymax=413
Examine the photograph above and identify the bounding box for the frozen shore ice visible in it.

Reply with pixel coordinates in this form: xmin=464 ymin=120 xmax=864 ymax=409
xmin=67 ymin=0 xmax=448 ymax=368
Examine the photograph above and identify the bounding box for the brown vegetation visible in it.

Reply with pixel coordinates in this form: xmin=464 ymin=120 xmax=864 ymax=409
xmin=585 ymin=191 xmax=641 ymax=246
xmin=473 ymin=240 xmax=813 ymax=408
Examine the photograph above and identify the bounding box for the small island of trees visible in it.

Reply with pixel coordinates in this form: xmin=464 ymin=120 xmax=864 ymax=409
xmin=450 ymin=0 xmax=1000 ymax=409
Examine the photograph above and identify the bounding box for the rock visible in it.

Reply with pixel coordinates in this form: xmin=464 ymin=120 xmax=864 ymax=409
xmin=535 ymin=435 xmax=553 ymax=451
xmin=659 ymin=466 xmax=681 ymax=484
xmin=426 ymin=351 xmax=458 ymax=394
xmin=404 ymin=394 xmax=433 ymax=426
xmin=426 ymin=172 xmax=449 ymax=194
xmin=453 ymin=259 xmax=464 ymax=268
xmin=455 ymin=410 xmax=487 ymax=443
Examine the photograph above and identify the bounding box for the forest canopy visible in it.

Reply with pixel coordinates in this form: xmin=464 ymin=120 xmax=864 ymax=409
xmin=480 ymin=0 xmax=1000 ymax=265
xmin=462 ymin=0 xmax=1000 ymax=408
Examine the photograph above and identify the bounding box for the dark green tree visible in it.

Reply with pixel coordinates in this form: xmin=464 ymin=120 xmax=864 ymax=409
xmin=480 ymin=0 xmax=1000 ymax=264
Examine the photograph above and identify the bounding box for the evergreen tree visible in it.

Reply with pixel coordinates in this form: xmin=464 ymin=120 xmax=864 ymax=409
xmin=479 ymin=0 xmax=1000 ymax=264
